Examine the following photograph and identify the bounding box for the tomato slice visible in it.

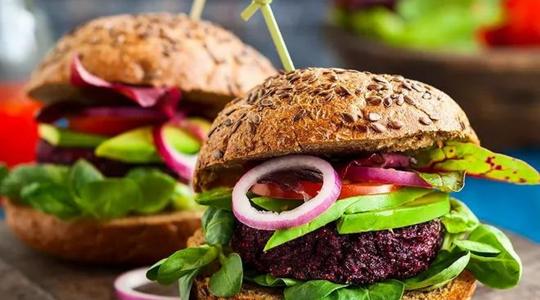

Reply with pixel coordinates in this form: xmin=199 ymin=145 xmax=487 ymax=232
xmin=251 ymin=181 xmax=396 ymax=200
xmin=68 ymin=115 xmax=160 ymax=136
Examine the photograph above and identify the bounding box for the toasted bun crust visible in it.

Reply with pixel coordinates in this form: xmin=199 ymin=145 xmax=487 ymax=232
xmin=194 ymin=68 xmax=478 ymax=191
xmin=187 ymin=230 xmax=476 ymax=300
xmin=4 ymin=199 xmax=202 ymax=265
xmin=26 ymin=13 xmax=276 ymax=108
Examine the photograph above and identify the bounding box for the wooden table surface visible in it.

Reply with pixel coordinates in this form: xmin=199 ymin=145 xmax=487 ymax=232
xmin=0 ymin=221 xmax=538 ymax=300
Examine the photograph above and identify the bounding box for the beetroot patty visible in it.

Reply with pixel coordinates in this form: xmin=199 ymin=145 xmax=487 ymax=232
xmin=231 ymin=220 xmax=444 ymax=285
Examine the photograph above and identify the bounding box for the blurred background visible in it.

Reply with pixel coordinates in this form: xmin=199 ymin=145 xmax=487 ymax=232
xmin=0 ymin=0 xmax=539 ymax=241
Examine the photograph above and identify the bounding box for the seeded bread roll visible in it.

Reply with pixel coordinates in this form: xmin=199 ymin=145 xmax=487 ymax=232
xmin=194 ymin=68 xmax=478 ymax=191
xmin=4 ymin=199 xmax=202 ymax=265
xmin=26 ymin=13 xmax=276 ymax=111
xmin=186 ymin=230 xmax=477 ymax=300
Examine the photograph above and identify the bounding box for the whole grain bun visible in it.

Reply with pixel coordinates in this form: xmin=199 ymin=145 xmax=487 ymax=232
xmin=3 ymin=199 xmax=202 ymax=265
xmin=194 ymin=68 xmax=479 ymax=191
xmin=26 ymin=13 xmax=276 ymax=111
xmin=187 ymin=230 xmax=476 ymax=300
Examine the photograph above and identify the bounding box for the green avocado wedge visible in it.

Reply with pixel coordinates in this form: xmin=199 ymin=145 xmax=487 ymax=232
xmin=95 ymin=125 xmax=200 ymax=163
xmin=38 ymin=124 xmax=107 ymax=148
xmin=337 ymin=192 xmax=450 ymax=234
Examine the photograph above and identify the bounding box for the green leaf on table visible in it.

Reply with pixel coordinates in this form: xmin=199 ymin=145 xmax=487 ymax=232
xmin=195 ymin=187 xmax=233 ymax=210
xmin=209 ymin=253 xmax=243 ymax=297
xmin=156 ymin=245 xmax=219 ymax=285
xmin=413 ymin=141 xmax=540 ymax=184
xmin=284 ymin=280 xmax=348 ymax=300
xmin=77 ymin=178 xmax=141 ymax=218
xmin=21 ymin=182 xmax=80 ymax=219
xmin=417 ymin=171 xmax=465 ymax=192
xmin=441 ymin=199 xmax=479 ymax=234
xmin=202 ymin=207 xmax=234 ymax=245
xmin=0 ymin=164 xmax=69 ymax=202
xmin=404 ymin=250 xmax=470 ymax=290
xmin=126 ymin=168 xmax=176 ymax=214
xmin=68 ymin=159 xmax=103 ymax=196
xmin=331 ymin=280 xmax=404 ymax=300
xmin=465 ymin=224 xmax=522 ymax=289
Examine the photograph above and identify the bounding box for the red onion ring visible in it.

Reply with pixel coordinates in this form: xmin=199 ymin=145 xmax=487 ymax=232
xmin=344 ymin=166 xmax=431 ymax=188
xmin=153 ymin=123 xmax=197 ymax=182
xmin=232 ymin=155 xmax=342 ymax=230
xmin=70 ymin=55 xmax=180 ymax=110
xmin=114 ymin=268 xmax=177 ymax=300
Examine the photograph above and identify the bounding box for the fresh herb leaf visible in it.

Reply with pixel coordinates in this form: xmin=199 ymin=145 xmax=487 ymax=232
xmin=77 ymin=178 xmax=141 ymax=219
xmin=245 ymin=273 xmax=302 ymax=287
xmin=441 ymin=199 xmax=479 ymax=234
xmin=284 ymin=280 xmax=348 ymax=300
xmin=414 ymin=141 xmax=540 ymax=184
xmin=404 ymin=250 xmax=470 ymax=290
xmin=337 ymin=192 xmax=450 ymax=234
xmin=68 ymin=159 xmax=103 ymax=196
xmin=331 ymin=280 xmax=404 ymax=300
xmin=417 ymin=171 xmax=465 ymax=192
xmin=178 ymin=268 xmax=200 ymax=300
xmin=264 ymin=197 xmax=360 ymax=251
xmin=454 ymin=240 xmax=501 ymax=255
xmin=156 ymin=245 xmax=219 ymax=284
xmin=202 ymin=207 xmax=234 ymax=245
xmin=1 ymin=164 xmax=69 ymax=202
xmin=251 ymin=196 xmax=302 ymax=212
xmin=195 ymin=187 xmax=232 ymax=210
xmin=0 ymin=164 xmax=8 ymax=187
xmin=146 ymin=258 xmax=166 ymax=281
xmin=21 ymin=183 xmax=80 ymax=219
xmin=465 ymin=224 xmax=522 ymax=289
xmin=126 ymin=168 xmax=176 ymax=214
xmin=209 ymin=253 xmax=243 ymax=297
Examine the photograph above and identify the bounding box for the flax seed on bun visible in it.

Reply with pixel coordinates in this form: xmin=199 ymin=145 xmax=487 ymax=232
xmin=26 ymin=13 xmax=276 ymax=113
xmin=194 ymin=68 xmax=478 ymax=191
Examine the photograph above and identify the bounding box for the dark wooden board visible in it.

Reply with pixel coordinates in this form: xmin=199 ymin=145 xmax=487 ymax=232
xmin=0 ymin=221 xmax=538 ymax=300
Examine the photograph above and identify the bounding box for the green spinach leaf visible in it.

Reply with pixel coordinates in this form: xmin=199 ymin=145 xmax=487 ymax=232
xmin=195 ymin=187 xmax=232 ymax=210
xmin=0 ymin=164 xmax=8 ymax=187
xmin=156 ymin=245 xmax=219 ymax=284
xmin=454 ymin=240 xmax=500 ymax=255
xmin=441 ymin=199 xmax=479 ymax=234
xmin=21 ymin=183 xmax=80 ymax=219
xmin=1 ymin=164 xmax=68 ymax=202
xmin=404 ymin=250 xmax=470 ymax=290
xmin=68 ymin=159 xmax=103 ymax=196
xmin=178 ymin=268 xmax=200 ymax=300
xmin=209 ymin=253 xmax=243 ymax=297
xmin=202 ymin=207 xmax=234 ymax=245
xmin=77 ymin=178 xmax=141 ymax=219
xmin=284 ymin=280 xmax=348 ymax=300
xmin=126 ymin=168 xmax=176 ymax=214
xmin=465 ymin=224 xmax=522 ymax=289
xmin=331 ymin=280 xmax=404 ymax=300
xmin=245 ymin=273 xmax=302 ymax=287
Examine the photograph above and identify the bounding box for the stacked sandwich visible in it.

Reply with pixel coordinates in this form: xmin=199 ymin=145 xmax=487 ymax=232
xmin=0 ymin=13 xmax=275 ymax=264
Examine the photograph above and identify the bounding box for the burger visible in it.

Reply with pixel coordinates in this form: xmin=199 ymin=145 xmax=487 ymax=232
xmin=0 ymin=13 xmax=275 ymax=265
xmin=146 ymin=68 xmax=539 ymax=299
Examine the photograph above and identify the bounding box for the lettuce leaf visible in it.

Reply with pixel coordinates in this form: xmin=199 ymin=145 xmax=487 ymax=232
xmin=414 ymin=141 xmax=540 ymax=184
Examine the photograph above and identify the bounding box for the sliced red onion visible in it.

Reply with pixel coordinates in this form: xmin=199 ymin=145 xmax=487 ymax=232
xmin=153 ymin=123 xmax=197 ymax=182
xmin=114 ymin=268 xmax=178 ymax=300
xmin=232 ymin=155 xmax=342 ymax=230
xmin=70 ymin=55 xmax=180 ymax=112
xmin=344 ymin=166 xmax=431 ymax=188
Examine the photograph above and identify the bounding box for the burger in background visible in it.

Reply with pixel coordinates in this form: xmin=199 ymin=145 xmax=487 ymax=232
xmin=0 ymin=13 xmax=275 ymax=265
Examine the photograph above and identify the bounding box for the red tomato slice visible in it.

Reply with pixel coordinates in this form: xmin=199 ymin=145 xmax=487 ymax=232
xmin=251 ymin=181 xmax=396 ymax=200
xmin=68 ymin=115 xmax=159 ymax=136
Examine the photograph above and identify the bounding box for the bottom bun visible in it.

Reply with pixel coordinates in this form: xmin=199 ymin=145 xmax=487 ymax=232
xmin=187 ymin=230 xmax=476 ymax=300
xmin=4 ymin=199 xmax=202 ymax=265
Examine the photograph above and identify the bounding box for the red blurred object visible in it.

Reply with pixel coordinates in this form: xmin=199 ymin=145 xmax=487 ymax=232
xmin=481 ymin=0 xmax=540 ymax=46
xmin=0 ymin=83 xmax=41 ymax=167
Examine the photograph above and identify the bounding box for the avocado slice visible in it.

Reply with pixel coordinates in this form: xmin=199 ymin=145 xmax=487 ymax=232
xmin=38 ymin=124 xmax=107 ymax=148
xmin=95 ymin=125 xmax=201 ymax=164
xmin=337 ymin=192 xmax=450 ymax=234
